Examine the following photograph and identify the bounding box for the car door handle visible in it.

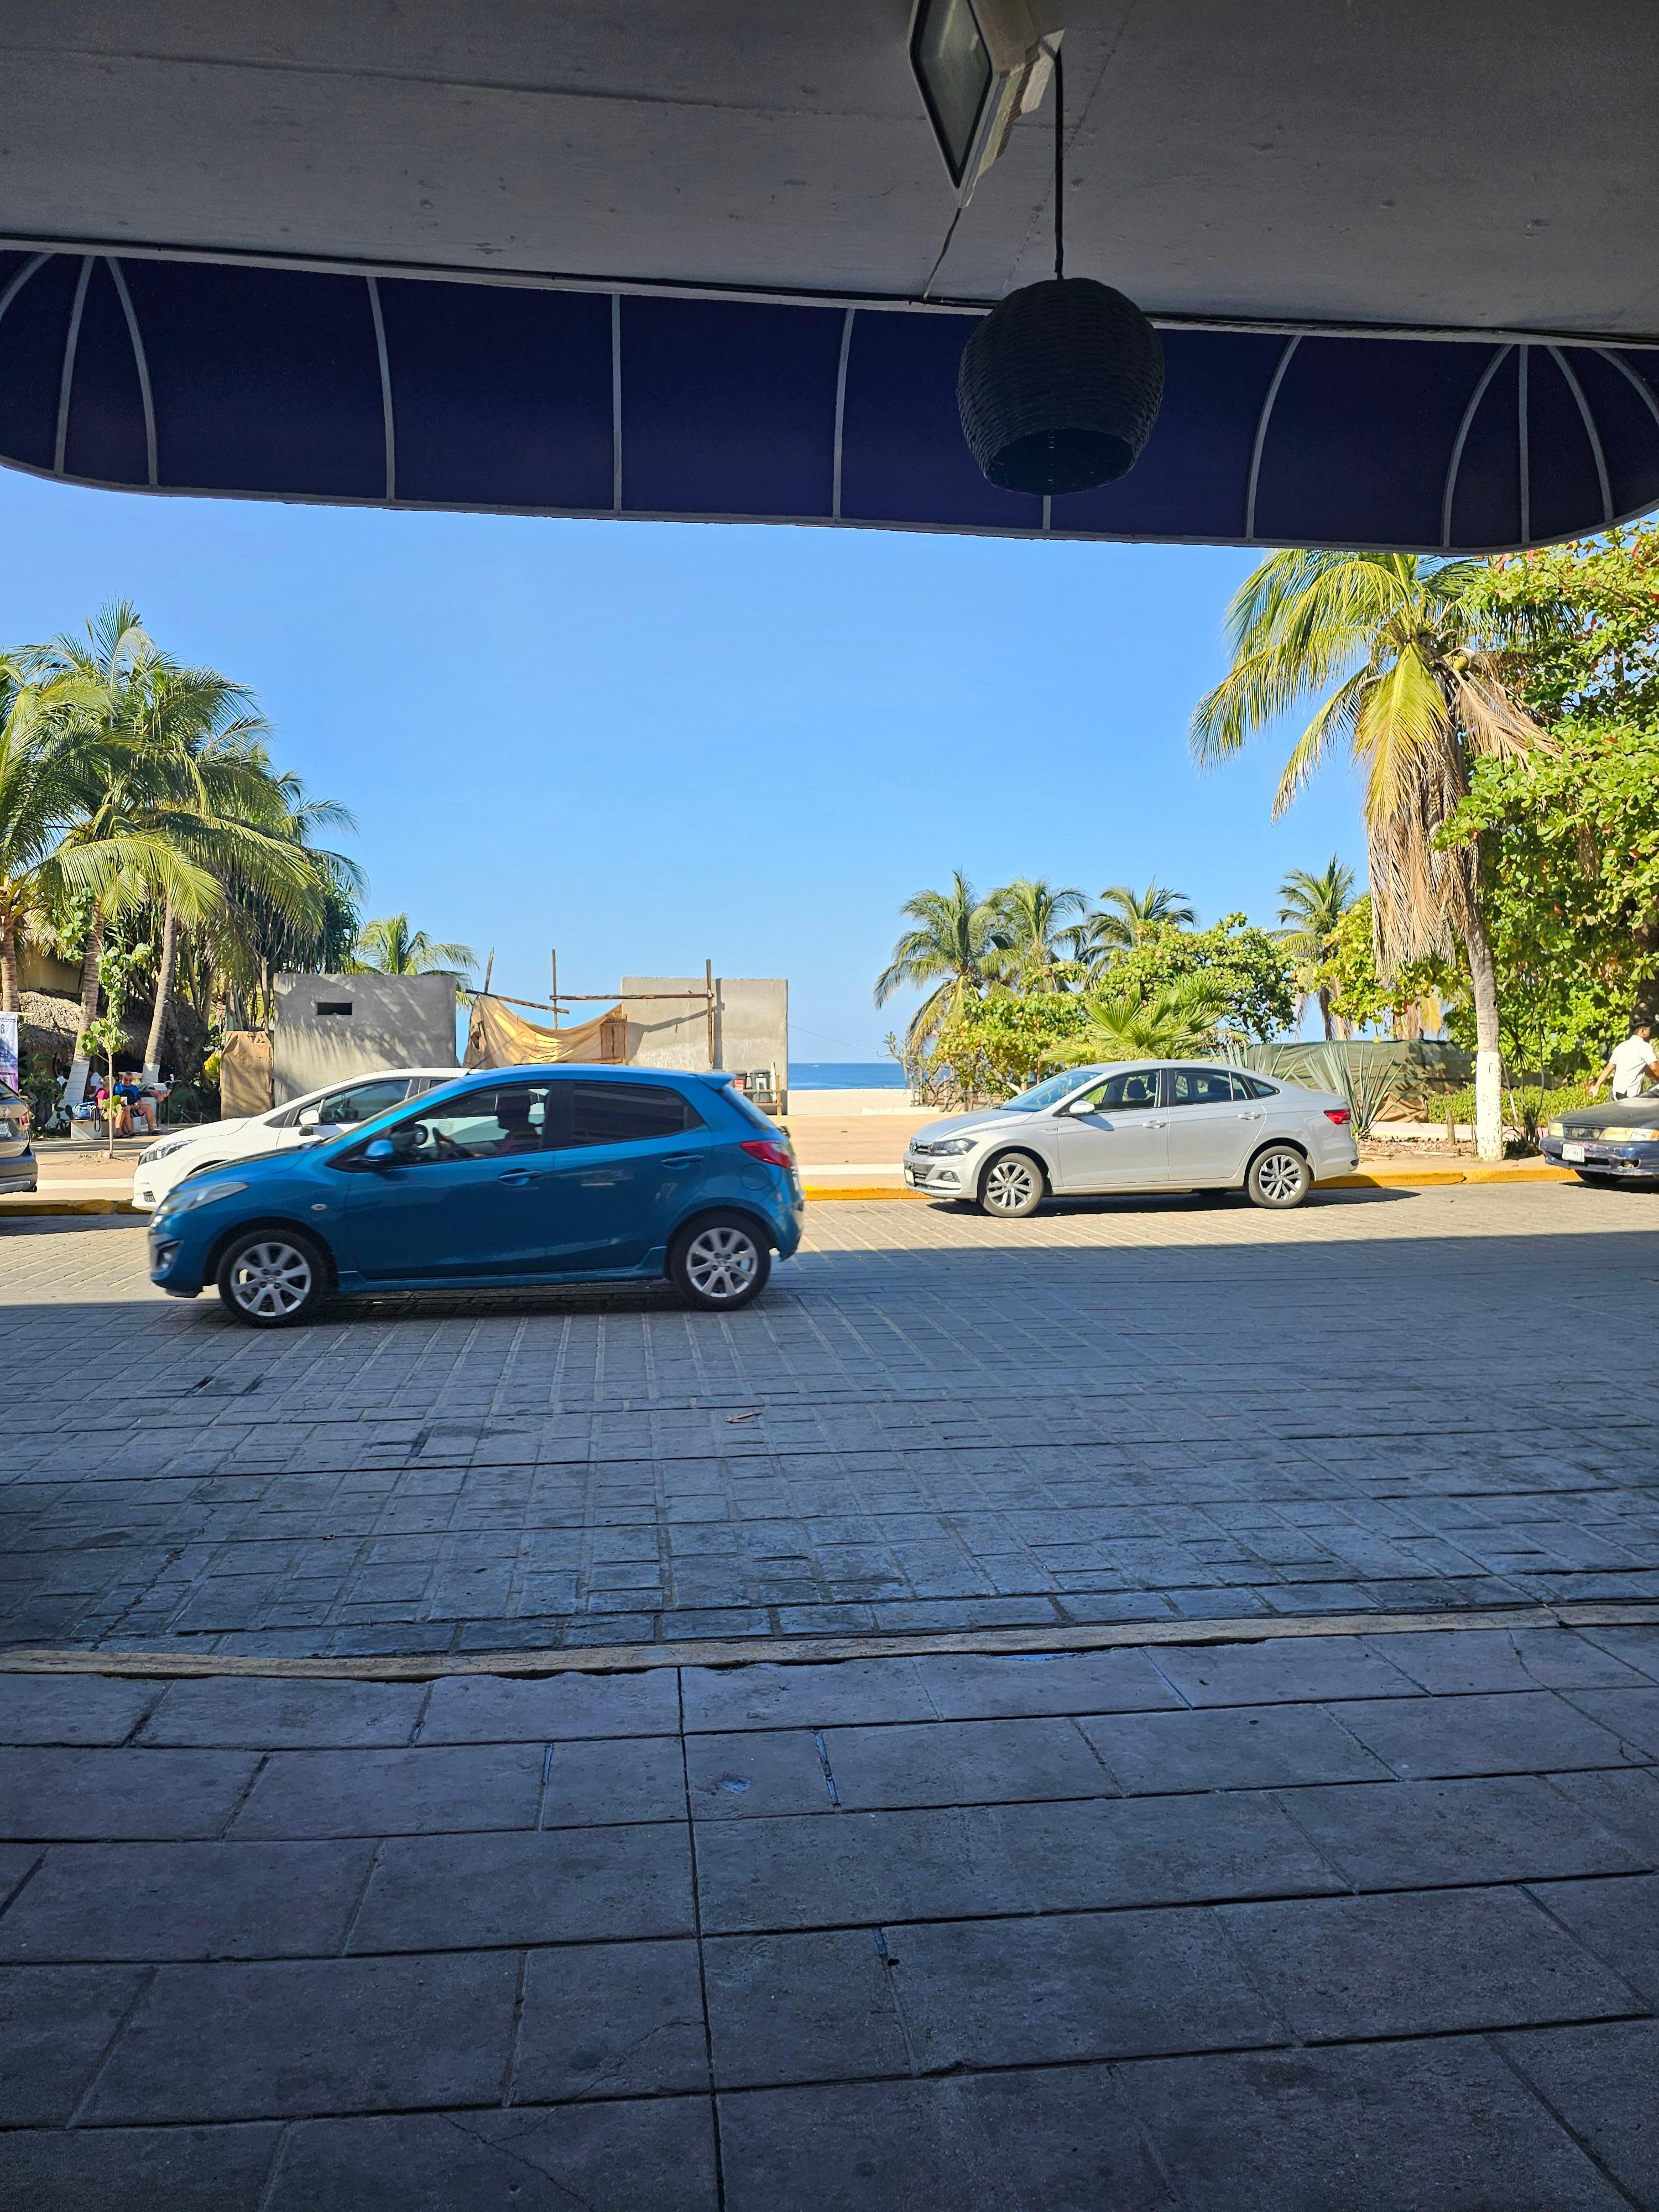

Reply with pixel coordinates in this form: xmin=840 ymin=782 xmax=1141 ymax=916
xmin=664 ymin=1154 xmax=697 ymax=1168
xmin=1145 ymin=1119 xmax=1168 ymax=1129
xmin=496 ymin=1170 xmax=542 ymax=1186
xmin=1237 ymin=1112 xmax=1264 ymax=1121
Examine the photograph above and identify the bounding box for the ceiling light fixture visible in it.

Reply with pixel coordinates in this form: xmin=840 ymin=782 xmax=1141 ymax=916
xmin=954 ymin=33 xmax=1165 ymax=495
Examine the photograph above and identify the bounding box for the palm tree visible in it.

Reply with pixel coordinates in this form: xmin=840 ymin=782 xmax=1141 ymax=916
xmin=354 ymin=913 xmax=477 ymax=979
xmin=1276 ymin=857 xmax=1357 ymax=1040
xmin=18 ymin=607 xmax=222 ymax=1103
xmin=1057 ymin=975 xmax=1232 ymax=1063
xmin=126 ymin=671 xmax=332 ymax=1083
xmin=1073 ymin=879 xmax=1196 ymax=969
xmin=874 ymin=872 xmax=1009 ymax=1052
xmin=1191 ymin=550 xmax=1537 ymax=1159
xmin=986 ymin=877 xmax=1087 ymax=992
xmin=0 ymin=661 xmax=113 ymax=1012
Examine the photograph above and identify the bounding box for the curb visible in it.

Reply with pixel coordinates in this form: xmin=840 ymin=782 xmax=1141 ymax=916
xmin=0 ymin=1196 xmax=138 ymax=1216
xmin=802 ymin=1163 xmax=1577 ymax=1200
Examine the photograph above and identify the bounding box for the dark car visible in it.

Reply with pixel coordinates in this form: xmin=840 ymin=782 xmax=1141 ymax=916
xmin=148 ymin=1065 xmax=804 ymax=1326
xmin=0 ymin=1082 xmax=36 ymax=1194
xmin=1541 ymin=1098 xmax=1659 ymax=1187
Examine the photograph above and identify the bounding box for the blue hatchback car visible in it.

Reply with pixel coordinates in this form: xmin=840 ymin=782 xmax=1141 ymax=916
xmin=149 ymin=1066 xmax=804 ymax=1327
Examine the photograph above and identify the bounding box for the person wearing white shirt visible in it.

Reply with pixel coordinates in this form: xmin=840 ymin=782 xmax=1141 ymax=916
xmin=1591 ymin=1021 xmax=1659 ymax=1101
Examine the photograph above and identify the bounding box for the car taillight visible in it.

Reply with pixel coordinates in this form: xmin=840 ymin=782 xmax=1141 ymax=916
xmin=741 ymin=1138 xmax=794 ymax=1168
xmin=1324 ymin=1108 xmax=1352 ymax=1125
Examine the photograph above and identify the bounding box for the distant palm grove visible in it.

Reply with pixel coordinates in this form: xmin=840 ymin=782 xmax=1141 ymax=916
xmin=878 ymin=526 xmax=1659 ymax=1158
xmin=0 ymin=601 xmax=469 ymax=1124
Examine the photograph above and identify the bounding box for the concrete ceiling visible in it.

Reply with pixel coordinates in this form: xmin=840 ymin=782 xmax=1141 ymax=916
xmin=2 ymin=1 xmax=1655 ymax=336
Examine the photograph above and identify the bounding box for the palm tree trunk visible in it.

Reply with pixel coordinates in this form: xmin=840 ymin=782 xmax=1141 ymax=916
xmin=1318 ymin=987 xmax=1333 ymax=1041
xmin=61 ymin=904 xmax=106 ymax=1112
xmin=1463 ymin=906 xmax=1504 ymax=1161
xmin=142 ymin=904 xmax=179 ymax=1087
xmin=0 ymin=909 xmax=18 ymax=1015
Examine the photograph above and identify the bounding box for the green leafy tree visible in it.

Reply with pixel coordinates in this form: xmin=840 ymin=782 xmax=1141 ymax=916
xmin=1104 ymin=915 xmax=1295 ymax=1042
xmin=1276 ymin=857 xmax=1356 ymax=1038
xmin=921 ymin=992 xmax=1086 ymax=1104
xmin=1192 ymin=550 xmax=1540 ymax=1157
xmin=874 ymin=872 xmax=1010 ymax=1053
xmin=1442 ymin=527 xmax=1659 ymax=1041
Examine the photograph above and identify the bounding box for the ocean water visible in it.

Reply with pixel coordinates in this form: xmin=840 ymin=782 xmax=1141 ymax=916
xmin=789 ymin=1061 xmax=907 ymax=1089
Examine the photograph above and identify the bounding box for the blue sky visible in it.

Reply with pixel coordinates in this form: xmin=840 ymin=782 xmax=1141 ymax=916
xmin=0 ymin=466 xmax=1368 ymax=1058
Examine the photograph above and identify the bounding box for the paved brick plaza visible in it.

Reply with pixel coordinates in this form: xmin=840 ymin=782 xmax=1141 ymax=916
xmin=3 ymin=1627 xmax=1659 ymax=2206
xmin=2 ymin=1185 xmax=1657 ymax=1656
xmin=4 ymin=1186 xmax=1659 ymax=2207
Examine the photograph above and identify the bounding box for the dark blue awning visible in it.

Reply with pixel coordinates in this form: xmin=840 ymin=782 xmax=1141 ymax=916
xmin=3 ymin=249 xmax=1656 ymax=551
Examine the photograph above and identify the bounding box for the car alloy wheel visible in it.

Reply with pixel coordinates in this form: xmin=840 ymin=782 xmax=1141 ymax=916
xmin=685 ymin=1224 xmax=759 ymax=1300
xmin=670 ymin=1215 xmax=775 ymax=1314
xmin=1248 ymin=1146 xmax=1310 ymax=1209
xmin=980 ymin=1152 xmax=1044 ymax=1218
xmin=219 ymin=1235 xmax=324 ymax=1324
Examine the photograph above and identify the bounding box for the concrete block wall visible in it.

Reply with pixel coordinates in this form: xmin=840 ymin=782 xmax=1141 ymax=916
xmin=621 ymin=977 xmax=787 ymax=1096
xmin=272 ymin=973 xmax=461 ymax=1103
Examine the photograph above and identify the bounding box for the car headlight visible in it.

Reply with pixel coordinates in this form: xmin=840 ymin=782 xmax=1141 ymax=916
xmin=1617 ymin=1126 xmax=1659 ymax=1142
xmin=1546 ymin=1121 xmax=1564 ymax=1138
xmin=161 ymin=1179 xmax=249 ymax=1215
xmin=927 ymin=1136 xmax=978 ymax=1155
xmin=140 ymin=1136 xmax=196 ymax=1164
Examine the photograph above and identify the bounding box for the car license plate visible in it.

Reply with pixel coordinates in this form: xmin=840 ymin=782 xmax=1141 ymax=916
xmin=1562 ymin=1142 xmax=1587 ymax=1162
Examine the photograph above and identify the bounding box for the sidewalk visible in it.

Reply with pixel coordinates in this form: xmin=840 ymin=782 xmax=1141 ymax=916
xmin=3 ymin=1615 xmax=1656 ymax=2208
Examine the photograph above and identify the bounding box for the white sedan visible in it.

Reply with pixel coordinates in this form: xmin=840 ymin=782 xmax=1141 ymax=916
xmin=904 ymin=1061 xmax=1360 ymax=1214
xmin=131 ymin=1067 xmax=464 ymax=1211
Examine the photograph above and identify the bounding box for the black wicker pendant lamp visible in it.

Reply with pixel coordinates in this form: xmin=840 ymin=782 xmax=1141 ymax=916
xmin=957 ymin=40 xmax=1164 ymax=495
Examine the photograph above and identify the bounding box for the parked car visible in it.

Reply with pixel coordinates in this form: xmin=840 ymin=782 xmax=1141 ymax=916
xmin=148 ymin=1065 xmax=804 ymax=1326
xmin=904 ymin=1061 xmax=1360 ymax=1214
xmin=131 ymin=1067 xmax=465 ymax=1211
xmin=1541 ymin=1100 xmax=1659 ymax=1187
xmin=0 ymin=1082 xmax=36 ymax=1194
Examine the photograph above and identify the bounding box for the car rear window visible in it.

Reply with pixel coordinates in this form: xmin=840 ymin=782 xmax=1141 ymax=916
xmin=568 ymin=1081 xmax=701 ymax=1145
xmin=722 ymin=1084 xmax=779 ymax=1132
xmin=1239 ymin=1075 xmax=1280 ymax=1099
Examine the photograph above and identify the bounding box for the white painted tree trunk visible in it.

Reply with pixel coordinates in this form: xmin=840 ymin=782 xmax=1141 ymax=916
xmin=60 ymin=909 xmax=106 ymax=1113
xmin=1464 ymin=905 xmax=1505 ymax=1162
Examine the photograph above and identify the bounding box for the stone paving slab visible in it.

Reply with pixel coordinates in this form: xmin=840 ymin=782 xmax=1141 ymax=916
xmin=2 ymin=1626 xmax=1657 ymax=2205
xmin=5 ymin=1187 xmax=1659 ymax=1658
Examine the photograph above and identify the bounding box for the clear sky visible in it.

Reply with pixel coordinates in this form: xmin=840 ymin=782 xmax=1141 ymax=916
xmin=0 ymin=464 xmax=1368 ymax=1059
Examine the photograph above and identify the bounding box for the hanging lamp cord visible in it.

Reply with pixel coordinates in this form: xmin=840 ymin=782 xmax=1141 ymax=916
xmin=1052 ymin=40 xmax=1065 ymax=282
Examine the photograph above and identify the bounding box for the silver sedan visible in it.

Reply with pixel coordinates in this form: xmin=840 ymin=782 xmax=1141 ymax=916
xmin=903 ymin=1061 xmax=1360 ymax=1215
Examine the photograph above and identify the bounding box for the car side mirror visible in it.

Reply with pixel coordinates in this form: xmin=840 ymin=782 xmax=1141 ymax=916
xmin=1062 ymin=1096 xmax=1097 ymax=1116
xmin=298 ymin=1107 xmax=321 ymax=1129
xmin=363 ymin=1138 xmax=395 ymax=1163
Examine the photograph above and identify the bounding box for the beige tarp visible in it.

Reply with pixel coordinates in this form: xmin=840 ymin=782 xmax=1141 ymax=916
xmin=219 ymin=1030 xmax=274 ymax=1117
xmin=465 ymin=995 xmax=627 ymax=1070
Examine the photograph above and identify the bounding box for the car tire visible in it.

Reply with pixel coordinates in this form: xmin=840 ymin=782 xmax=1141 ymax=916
xmin=978 ymin=1151 xmax=1047 ymax=1219
xmin=669 ymin=1214 xmax=771 ymax=1311
xmin=215 ymin=1227 xmax=332 ymax=1327
xmin=1245 ymin=1144 xmax=1312 ymax=1209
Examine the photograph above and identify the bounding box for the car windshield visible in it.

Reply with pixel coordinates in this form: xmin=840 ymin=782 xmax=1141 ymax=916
xmin=1001 ymin=1070 xmax=1099 ymax=1112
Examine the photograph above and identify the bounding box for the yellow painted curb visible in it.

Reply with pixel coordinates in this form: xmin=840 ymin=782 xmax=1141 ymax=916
xmin=0 ymin=1197 xmax=137 ymax=1216
xmin=802 ymin=1185 xmax=930 ymax=1201
xmin=800 ymin=1164 xmax=1579 ymax=1201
